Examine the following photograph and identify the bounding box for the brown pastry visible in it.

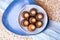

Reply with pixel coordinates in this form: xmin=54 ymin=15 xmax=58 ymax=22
xmin=34 ymin=0 xmax=60 ymax=22
xmin=29 ymin=17 xmax=36 ymax=23
xmin=28 ymin=24 xmax=36 ymax=31
xmin=36 ymin=21 xmax=43 ymax=28
xmin=23 ymin=11 xmax=29 ymax=19
xmin=30 ymin=8 xmax=37 ymax=16
xmin=34 ymin=0 xmax=47 ymax=11
xmin=22 ymin=20 xmax=29 ymax=26
xmin=36 ymin=13 xmax=44 ymax=20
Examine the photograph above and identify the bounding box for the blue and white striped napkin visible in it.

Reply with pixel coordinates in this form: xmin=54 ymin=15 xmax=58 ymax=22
xmin=0 ymin=0 xmax=60 ymax=40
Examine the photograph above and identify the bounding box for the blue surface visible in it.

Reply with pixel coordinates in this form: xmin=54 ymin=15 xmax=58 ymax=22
xmin=2 ymin=0 xmax=28 ymax=35
xmin=2 ymin=0 xmax=48 ymax=35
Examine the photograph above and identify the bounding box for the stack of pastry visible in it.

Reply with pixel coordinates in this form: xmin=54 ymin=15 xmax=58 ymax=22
xmin=35 ymin=0 xmax=60 ymax=22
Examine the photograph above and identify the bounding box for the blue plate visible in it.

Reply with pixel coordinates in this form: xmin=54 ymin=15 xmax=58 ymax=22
xmin=2 ymin=0 xmax=48 ymax=36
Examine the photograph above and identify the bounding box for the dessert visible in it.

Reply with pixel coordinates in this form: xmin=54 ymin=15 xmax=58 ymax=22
xmin=36 ymin=13 xmax=44 ymax=20
xmin=19 ymin=8 xmax=44 ymax=32
xmin=29 ymin=17 xmax=36 ymax=23
xmin=23 ymin=11 xmax=29 ymax=19
xmin=36 ymin=21 xmax=43 ymax=28
xmin=28 ymin=24 xmax=36 ymax=31
xmin=22 ymin=20 xmax=29 ymax=26
xmin=30 ymin=8 xmax=37 ymax=16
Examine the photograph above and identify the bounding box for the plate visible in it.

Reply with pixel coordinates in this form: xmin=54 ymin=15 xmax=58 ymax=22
xmin=2 ymin=0 xmax=48 ymax=35
xmin=19 ymin=5 xmax=48 ymax=34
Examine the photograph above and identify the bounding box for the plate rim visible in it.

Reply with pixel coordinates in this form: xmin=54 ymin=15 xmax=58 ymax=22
xmin=2 ymin=1 xmax=49 ymax=36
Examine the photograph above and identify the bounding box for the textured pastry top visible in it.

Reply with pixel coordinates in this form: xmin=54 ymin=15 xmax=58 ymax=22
xmin=35 ymin=0 xmax=60 ymax=22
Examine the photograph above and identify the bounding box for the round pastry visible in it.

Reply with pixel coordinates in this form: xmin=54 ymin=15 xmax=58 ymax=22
xmin=36 ymin=13 xmax=44 ymax=20
xmin=22 ymin=20 xmax=29 ymax=26
xmin=29 ymin=17 xmax=36 ymax=23
xmin=36 ymin=21 xmax=43 ymax=28
xmin=28 ymin=24 xmax=36 ymax=31
xmin=23 ymin=11 xmax=29 ymax=19
xmin=30 ymin=8 xmax=37 ymax=16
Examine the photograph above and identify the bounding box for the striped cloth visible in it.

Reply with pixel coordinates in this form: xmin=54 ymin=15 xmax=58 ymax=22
xmin=0 ymin=0 xmax=60 ymax=40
